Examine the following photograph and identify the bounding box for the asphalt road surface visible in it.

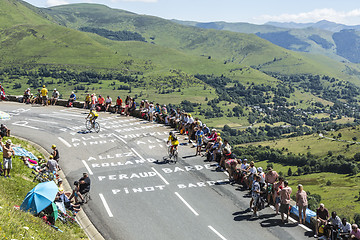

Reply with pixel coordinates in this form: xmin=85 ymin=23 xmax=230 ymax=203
xmin=1 ymin=102 xmax=313 ymax=240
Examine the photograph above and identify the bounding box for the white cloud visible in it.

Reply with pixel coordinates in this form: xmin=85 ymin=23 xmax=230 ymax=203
xmin=120 ymin=0 xmax=158 ymax=2
xmin=255 ymin=8 xmax=360 ymax=24
xmin=46 ymin=0 xmax=69 ymax=6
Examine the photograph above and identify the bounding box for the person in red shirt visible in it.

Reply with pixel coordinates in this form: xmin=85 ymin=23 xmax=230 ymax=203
xmin=97 ymin=95 xmax=105 ymax=111
xmin=115 ymin=96 xmax=123 ymax=114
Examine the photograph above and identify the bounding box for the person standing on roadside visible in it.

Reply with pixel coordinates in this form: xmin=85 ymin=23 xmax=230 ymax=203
xmin=265 ymin=167 xmax=279 ymax=206
xmin=280 ymin=180 xmax=292 ymax=224
xmin=52 ymin=144 xmax=60 ymax=163
xmin=41 ymin=85 xmax=48 ymax=106
xmin=274 ymin=176 xmax=284 ymax=215
xmin=296 ymin=184 xmax=308 ymax=224
xmin=0 ymin=137 xmax=15 ymax=178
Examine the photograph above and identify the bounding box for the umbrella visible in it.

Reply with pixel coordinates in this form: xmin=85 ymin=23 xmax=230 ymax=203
xmin=20 ymin=181 xmax=59 ymax=215
xmin=0 ymin=111 xmax=10 ymax=120
xmin=47 ymin=202 xmax=58 ymax=222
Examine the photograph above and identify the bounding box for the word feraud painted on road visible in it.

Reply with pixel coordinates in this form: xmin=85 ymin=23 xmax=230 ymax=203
xmin=111 ymin=179 xmax=229 ymax=195
xmin=97 ymin=164 xmax=214 ymax=180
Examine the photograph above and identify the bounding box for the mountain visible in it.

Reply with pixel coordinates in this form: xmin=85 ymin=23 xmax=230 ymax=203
xmin=266 ymin=20 xmax=360 ymax=32
xmin=174 ymin=19 xmax=360 ymax=64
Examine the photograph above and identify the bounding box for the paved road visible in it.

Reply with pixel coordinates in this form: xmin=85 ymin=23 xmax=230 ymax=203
xmin=1 ymin=102 xmax=313 ymax=240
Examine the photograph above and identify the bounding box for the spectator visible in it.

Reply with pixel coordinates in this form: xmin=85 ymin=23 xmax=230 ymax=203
xmin=326 ymin=211 xmax=342 ymax=239
xmin=51 ymin=89 xmax=59 ymax=105
xmin=274 ymin=176 xmax=284 ymax=215
xmin=148 ymin=103 xmax=154 ymax=122
xmin=340 ymin=218 xmax=352 ymax=234
xmin=90 ymin=93 xmax=97 ymax=110
xmin=105 ymin=95 xmax=112 ymax=112
xmin=68 ymin=91 xmax=76 ymax=107
xmin=246 ymin=161 xmax=257 ymax=188
xmin=52 ymin=144 xmax=60 ymax=163
xmin=251 ymin=175 xmax=261 ymax=218
xmin=202 ymin=124 xmax=210 ymax=136
xmin=219 ymin=139 xmax=232 ymax=169
xmin=0 ymin=137 xmax=15 ymax=178
xmin=79 ymin=172 xmax=91 ymax=196
xmin=296 ymin=184 xmax=308 ymax=224
xmin=225 ymin=158 xmax=240 ymax=183
xmin=84 ymin=93 xmax=91 ymax=109
xmin=69 ymin=181 xmax=84 ymax=204
xmin=257 ymin=167 xmax=266 ymax=188
xmin=314 ymin=203 xmax=329 ymax=238
xmin=115 ymin=96 xmax=123 ymax=114
xmin=23 ymin=88 xmax=31 ymax=103
xmin=0 ymin=124 xmax=10 ymax=137
xmin=351 ymin=224 xmax=360 ymax=240
xmin=129 ymin=98 xmax=136 ymax=113
xmin=34 ymin=89 xmax=41 ymax=104
xmin=280 ymin=180 xmax=292 ymax=224
xmin=265 ymin=167 xmax=279 ymax=206
xmin=47 ymin=155 xmax=59 ymax=174
xmin=0 ymin=83 xmax=5 ymax=100
xmin=205 ymin=129 xmax=218 ymax=150
xmin=22 ymin=156 xmax=40 ymax=172
xmin=41 ymin=85 xmax=48 ymax=106
xmin=195 ymin=126 xmax=204 ymax=156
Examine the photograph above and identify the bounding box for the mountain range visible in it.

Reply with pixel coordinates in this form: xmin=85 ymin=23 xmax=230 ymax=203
xmin=174 ymin=19 xmax=360 ymax=64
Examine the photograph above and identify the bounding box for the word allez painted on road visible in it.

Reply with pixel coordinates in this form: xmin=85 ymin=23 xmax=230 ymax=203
xmin=111 ymin=179 xmax=229 ymax=195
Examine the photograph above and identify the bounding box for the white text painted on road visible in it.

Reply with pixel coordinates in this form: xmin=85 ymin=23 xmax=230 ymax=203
xmin=84 ymin=152 xmax=136 ymax=161
xmin=177 ymin=179 xmax=229 ymax=189
xmin=98 ymin=172 xmax=157 ymax=181
xmin=91 ymin=158 xmax=156 ymax=168
xmin=112 ymin=185 xmax=166 ymax=195
xmin=161 ymin=164 xmax=213 ymax=173
xmin=12 ymin=121 xmax=41 ymax=130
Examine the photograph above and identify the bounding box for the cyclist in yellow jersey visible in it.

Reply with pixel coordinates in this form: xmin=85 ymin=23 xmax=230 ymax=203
xmin=86 ymin=109 xmax=99 ymax=128
xmin=167 ymin=131 xmax=179 ymax=156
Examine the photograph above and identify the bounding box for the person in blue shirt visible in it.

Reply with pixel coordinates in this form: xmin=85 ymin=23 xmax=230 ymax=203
xmin=202 ymin=124 xmax=210 ymax=136
xmin=195 ymin=126 xmax=204 ymax=156
xmin=68 ymin=91 xmax=76 ymax=107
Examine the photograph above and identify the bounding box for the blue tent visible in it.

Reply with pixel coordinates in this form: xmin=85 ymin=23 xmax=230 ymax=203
xmin=20 ymin=181 xmax=58 ymax=215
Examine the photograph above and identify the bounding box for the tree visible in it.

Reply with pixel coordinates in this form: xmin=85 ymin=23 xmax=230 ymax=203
xmin=354 ymin=153 xmax=360 ymax=161
xmin=337 ymin=133 xmax=342 ymax=138
xmin=288 ymin=167 xmax=293 ymax=176
xmin=354 ymin=213 xmax=360 ymax=226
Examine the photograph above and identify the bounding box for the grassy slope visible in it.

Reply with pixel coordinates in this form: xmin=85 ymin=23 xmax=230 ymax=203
xmin=0 ymin=136 xmax=86 ymax=239
xmin=44 ymin=4 xmax=360 ymax=82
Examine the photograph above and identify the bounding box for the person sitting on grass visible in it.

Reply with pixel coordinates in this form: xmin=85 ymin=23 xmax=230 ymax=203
xmin=22 ymin=156 xmax=40 ymax=172
xmin=340 ymin=218 xmax=352 ymax=236
xmin=0 ymin=124 xmax=10 ymax=137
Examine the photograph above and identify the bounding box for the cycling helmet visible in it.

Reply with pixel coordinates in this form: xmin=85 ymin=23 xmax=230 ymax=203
xmin=52 ymin=144 xmax=56 ymax=149
xmin=169 ymin=131 xmax=173 ymax=136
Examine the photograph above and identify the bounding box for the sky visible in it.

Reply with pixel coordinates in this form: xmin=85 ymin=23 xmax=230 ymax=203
xmin=25 ymin=0 xmax=360 ymax=25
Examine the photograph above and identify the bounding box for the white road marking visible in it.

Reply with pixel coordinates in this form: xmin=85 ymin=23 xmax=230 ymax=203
xmin=82 ymin=160 xmax=93 ymax=175
xmin=99 ymin=193 xmax=113 ymax=218
xmin=12 ymin=121 xmax=41 ymax=130
xmin=53 ymin=112 xmax=83 ymax=118
xmin=174 ymin=192 xmax=199 ymax=216
xmin=26 ymin=118 xmax=59 ymax=124
xmin=58 ymin=137 xmax=72 ymax=148
xmin=151 ymin=167 xmax=169 ymax=185
xmin=208 ymin=226 xmax=227 ymax=240
xmin=112 ymin=133 xmax=127 ymax=144
xmin=39 ymin=114 xmax=72 ymax=121
xmin=131 ymin=148 xmax=145 ymax=161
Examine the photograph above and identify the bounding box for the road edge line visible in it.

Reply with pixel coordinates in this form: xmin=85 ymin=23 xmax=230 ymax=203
xmin=99 ymin=193 xmax=114 ymax=218
xmin=58 ymin=136 xmax=72 ymax=147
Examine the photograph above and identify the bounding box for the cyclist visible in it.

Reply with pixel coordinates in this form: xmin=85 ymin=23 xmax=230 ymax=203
xmin=86 ymin=109 xmax=99 ymax=128
xmin=167 ymin=131 xmax=179 ymax=156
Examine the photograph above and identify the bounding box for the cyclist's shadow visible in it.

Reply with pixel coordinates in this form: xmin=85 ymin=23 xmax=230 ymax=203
xmin=153 ymin=157 xmax=176 ymax=165
xmin=77 ymin=130 xmax=92 ymax=134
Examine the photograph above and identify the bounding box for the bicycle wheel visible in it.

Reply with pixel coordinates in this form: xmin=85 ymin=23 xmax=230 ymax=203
xmin=94 ymin=122 xmax=100 ymax=133
xmin=173 ymin=150 xmax=178 ymax=163
xmin=85 ymin=120 xmax=92 ymax=130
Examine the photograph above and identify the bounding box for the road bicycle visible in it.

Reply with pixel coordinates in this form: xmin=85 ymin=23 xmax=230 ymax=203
xmin=85 ymin=119 xmax=100 ymax=133
xmin=163 ymin=145 xmax=178 ymax=164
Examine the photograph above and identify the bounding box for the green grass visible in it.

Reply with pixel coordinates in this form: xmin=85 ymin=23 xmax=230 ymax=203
xmin=0 ymin=136 xmax=86 ymax=239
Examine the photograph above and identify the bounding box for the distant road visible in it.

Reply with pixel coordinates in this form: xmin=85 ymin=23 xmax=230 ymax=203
xmin=2 ymin=102 xmax=312 ymax=240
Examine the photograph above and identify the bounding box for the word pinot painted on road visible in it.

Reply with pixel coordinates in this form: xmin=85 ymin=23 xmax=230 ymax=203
xmin=110 ymin=179 xmax=229 ymax=195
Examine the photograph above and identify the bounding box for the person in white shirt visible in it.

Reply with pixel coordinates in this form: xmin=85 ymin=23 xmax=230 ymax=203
xmin=340 ymin=217 xmax=352 ymax=234
xmin=105 ymin=95 xmax=112 ymax=112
